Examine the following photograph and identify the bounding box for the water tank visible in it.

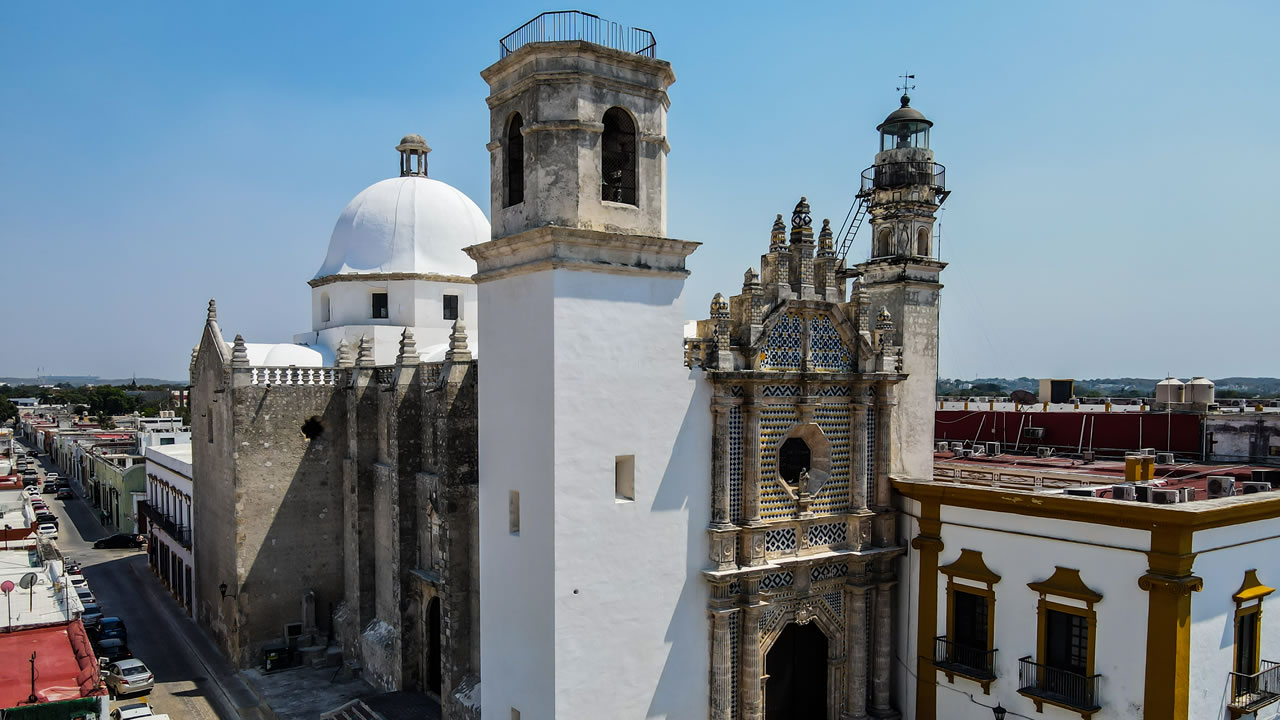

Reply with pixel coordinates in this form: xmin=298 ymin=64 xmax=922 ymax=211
xmin=1155 ymin=377 xmax=1185 ymax=404
xmin=1187 ymin=376 xmax=1215 ymax=405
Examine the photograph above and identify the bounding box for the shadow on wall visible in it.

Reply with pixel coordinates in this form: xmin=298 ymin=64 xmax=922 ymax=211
xmin=647 ymin=366 xmax=712 ymax=717
xmin=239 ymin=385 xmax=347 ymax=667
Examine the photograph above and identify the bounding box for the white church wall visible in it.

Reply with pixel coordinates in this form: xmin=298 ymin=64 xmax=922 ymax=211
xmin=549 ymin=267 xmax=711 ymax=719
xmin=897 ymin=495 xmax=923 ymax=720
xmin=1189 ymin=521 xmax=1280 ymax=720
xmin=478 ymin=269 xmax=558 ymax=719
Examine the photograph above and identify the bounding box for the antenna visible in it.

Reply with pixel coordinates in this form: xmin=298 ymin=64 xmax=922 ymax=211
xmin=897 ymin=72 xmax=916 ymax=94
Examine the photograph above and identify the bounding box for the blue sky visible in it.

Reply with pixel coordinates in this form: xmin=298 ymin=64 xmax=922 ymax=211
xmin=2 ymin=1 xmax=1276 ymax=381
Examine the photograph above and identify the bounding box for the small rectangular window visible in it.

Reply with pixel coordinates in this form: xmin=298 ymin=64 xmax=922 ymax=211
xmin=1236 ymin=606 xmax=1261 ymax=676
xmin=510 ymin=710 xmax=520 ymax=720
xmin=443 ymin=294 xmax=459 ymax=321
xmin=1045 ymin=609 xmax=1088 ymax=676
xmin=615 ymin=455 xmax=635 ymax=502
xmin=509 ymin=490 xmax=520 ymax=535
xmin=951 ymin=590 xmax=988 ymax=652
xmin=372 ymin=292 xmax=389 ymax=319
xmin=160 ymin=437 xmax=175 ymax=446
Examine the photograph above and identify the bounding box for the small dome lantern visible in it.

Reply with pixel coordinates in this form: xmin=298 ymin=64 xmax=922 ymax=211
xmin=396 ymin=133 xmax=432 ymax=177
xmin=877 ymin=94 xmax=933 ymax=151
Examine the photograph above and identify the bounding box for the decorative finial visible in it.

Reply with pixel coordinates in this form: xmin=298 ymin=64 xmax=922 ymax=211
xmin=207 ymin=299 xmax=217 ymax=322
xmin=770 ymin=214 xmax=787 ymax=249
xmin=397 ymin=328 xmax=419 ymax=366
xmin=818 ymin=219 xmax=834 ymax=254
xmin=743 ymin=267 xmax=760 ymax=289
xmin=356 ymin=335 xmax=375 ymax=367
xmin=446 ymin=320 xmax=472 ymax=363
xmin=231 ymin=335 xmax=249 ymax=366
xmin=876 ymin=307 xmax=894 ymax=331
xmin=396 ymin=134 xmax=431 ymax=177
xmin=710 ymin=293 xmax=729 ymax=319
xmin=791 ymin=197 xmax=812 ymax=229
xmin=336 ymin=338 xmax=354 ymax=368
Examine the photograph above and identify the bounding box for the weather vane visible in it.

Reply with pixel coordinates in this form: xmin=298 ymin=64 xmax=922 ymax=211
xmin=897 ymin=72 xmax=916 ymax=95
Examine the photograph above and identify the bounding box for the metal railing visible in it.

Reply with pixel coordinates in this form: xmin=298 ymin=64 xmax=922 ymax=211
xmin=1018 ymin=656 xmax=1101 ymax=712
xmin=139 ymin=500 xmax=192 ymax=549
xmin=861 ymin=162 xmax=946 ymax=193
xmin=934 ymin=636 xmax=997 ymax=680
xmin=1230 ymin=660 xmax=1280 ymax=712
xmin=499 ymin=11 xmax=656 ymax=58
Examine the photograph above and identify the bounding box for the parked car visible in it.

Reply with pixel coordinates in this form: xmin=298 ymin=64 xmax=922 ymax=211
xmin=75 ymin=587 xmax=96 ymax=605
xmin=95 ymin=637 xmax=133 ymax=663
xmin=101 ymin=659 xmax=154 ymax=697
xmin=81 ymin=603 xmax=103 ymax=628
xmin=46 ymin=472 xmax=58 ymax=482
xmin=98 ymin=616 xmax=127 ymax=642
xmin=94 ymin=534 xmax=144 ymax=549
xmin=110 ymin=701 xmax=153 ymax=720
xmin=42 ymin=481 xmax=57 ymax=493
xmin=70 ymin=574 xmax=89 ymax=589
xmin=22 ymin=486 xmax=39 ymax=498
xmin=35 ymin=513 xmax=58 ymax=528
xmin=36 ymin=522 xmax=57 ymax=539
xmin=56 ymin=487 xmax=73 ymax=500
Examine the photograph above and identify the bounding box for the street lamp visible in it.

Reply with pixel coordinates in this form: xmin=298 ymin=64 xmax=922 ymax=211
xmin=992 ymin=704 xmax=1007 ymax=720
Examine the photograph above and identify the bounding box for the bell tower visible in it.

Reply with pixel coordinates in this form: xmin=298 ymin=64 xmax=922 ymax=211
xmin=853 ymin=89 xmax=948 ymax=481
xmin=469 ymin=13 xmax=708 ymax=720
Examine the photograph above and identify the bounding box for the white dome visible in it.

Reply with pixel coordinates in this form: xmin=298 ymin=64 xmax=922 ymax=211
xmin=315 ymin=176 xmax=489 ymax=279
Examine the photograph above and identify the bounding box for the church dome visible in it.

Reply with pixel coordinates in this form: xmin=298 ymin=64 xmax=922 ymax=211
xmin=314 ymin=137 xmax=489 ymax=280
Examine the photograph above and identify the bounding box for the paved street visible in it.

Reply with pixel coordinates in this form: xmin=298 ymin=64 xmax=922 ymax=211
xmin=19 ymin=440 xmax=259 ymax=720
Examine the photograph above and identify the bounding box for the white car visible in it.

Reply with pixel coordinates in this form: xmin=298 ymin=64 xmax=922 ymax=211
xmin=70 ymin=575 xmax=89 ymax=589
xmin=22 ymin=486 xmax=39 ymax=498
xmin=46 ymin=472 xmax=58 ymax=481
xmin=110 ymin=701 xmax=154 ymax=719
xmin=37 ymin=522 xmax=58 ymax=539
xmin=102 ymin=659 xmax=155 ymax=697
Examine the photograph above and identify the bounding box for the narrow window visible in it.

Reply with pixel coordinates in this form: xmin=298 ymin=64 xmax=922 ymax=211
xmin=615 ymin=455 xmax=635 ymax=502
xmin=508 ymin=490 xmax=520 ymax=535
xmin=875 ymin=228 xmax=893 ymax=257
xmin=443 ymin=294 xmax=459 ymax=321
xmin=505 ymin=113 xmax=524 ymax=207
xmin=916 ymin=227 xmax=931 ymax=257
xmin=206 ymin=414 xmax=212 ymax=443
xmin=951 ymin=590 xmax=989 ymax=666
xmin=601 ymin=107 xmax=637 ymax=205
xmin=1045 ymin=608 xmax=1089 ymax=677
xmin=1236 ymin=606 xmax=1261 ymax=680
xmin=510 ymin=710 xmax=521 ymax=720
xmin=372 ymin=292 xmax=389 ymax=319
xmin=321 ymin=293 xmax=331 ymax=323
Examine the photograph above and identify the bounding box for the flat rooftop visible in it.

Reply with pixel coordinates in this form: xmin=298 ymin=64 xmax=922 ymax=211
xmin=0 ymin=622 xmax=104 ymax=707
xmin=0 ymin=556 xmax=82 ymax=629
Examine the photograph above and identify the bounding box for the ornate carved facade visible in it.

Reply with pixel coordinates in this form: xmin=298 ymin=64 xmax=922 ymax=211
xmin=690 ymin=198 xmax=911 ymax=720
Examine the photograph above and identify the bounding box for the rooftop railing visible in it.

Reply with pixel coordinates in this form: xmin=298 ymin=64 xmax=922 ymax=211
xmin=500 ymin=11 xmax=656 ymax=58
xmin=1230 ymin=660 xmax=1280 ymax=713
xmin=861 ymin=161 xmax=946 ymax=193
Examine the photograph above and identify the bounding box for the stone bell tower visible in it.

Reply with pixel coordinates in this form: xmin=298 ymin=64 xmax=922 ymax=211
xmin=853 ymin=92 xmax=948 ymax=481
xmin=468 ymin=13 xmax=709 ymax=720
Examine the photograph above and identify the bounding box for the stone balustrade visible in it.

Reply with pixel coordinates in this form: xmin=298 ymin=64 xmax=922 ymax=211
xmin=248 ymin=367 xmax=340 ymax=386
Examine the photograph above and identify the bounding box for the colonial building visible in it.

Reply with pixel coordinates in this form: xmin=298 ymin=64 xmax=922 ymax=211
xmin=143 ymin=442 xmax=195 ymax=615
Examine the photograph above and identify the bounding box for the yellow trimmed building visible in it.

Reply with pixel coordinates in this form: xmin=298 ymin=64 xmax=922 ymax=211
xmin=895 ymin=476 xmax=1280 ymax=720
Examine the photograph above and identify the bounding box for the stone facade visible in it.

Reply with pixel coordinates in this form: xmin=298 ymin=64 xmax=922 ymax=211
xmin=191 ymin=302 xmax=479 ymax=717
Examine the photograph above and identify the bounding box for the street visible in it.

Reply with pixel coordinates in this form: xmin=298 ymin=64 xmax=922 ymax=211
xmin=19 ymin=440 xmax=254 ymax=720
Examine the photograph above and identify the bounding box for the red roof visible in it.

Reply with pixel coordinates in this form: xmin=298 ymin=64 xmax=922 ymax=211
xmin=0 ymin=621 xmax=105 ymax=708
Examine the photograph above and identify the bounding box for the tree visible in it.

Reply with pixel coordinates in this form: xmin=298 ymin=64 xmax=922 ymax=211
xmin=0 ymin=398 xmax=15 ymax=424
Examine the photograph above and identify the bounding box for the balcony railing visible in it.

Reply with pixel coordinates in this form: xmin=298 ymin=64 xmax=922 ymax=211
xmin=1230 ymin=660 xmax=1280 ymax=713
xmin=1018 ymin=656 xmax=1101 ymax=714
xmin=934 ymin=636 xmax=997 ymax=681
xmin=499 ymin=11 xmax=656 ymax=58
xmin=861 ymin=162 xmax=946 ymax=193
xmin=139 ymin=500 xmax=192 ymax=549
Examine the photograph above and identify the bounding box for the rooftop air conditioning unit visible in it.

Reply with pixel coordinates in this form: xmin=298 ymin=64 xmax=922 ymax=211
xmin=1156 ymin=453 xmax=1175 ymax=465
xmin=1180 ymin=487 xmax=1197 ymax=502
xmin=1151 ymin=489 xmax=1180 ymax=504
xmin=1134 ymin=484 xmax=1153 ymax=503
xmin=1206 ymin=476 xmax=1236 ymax=499
xmin=936 ymin=442 xmax=950 ymax=453
xmin=1112 ymin=484 xmax=1137 ymax=501
xmin=1024 ymin=427 xmax=1046 ymax=440
xmin=960 ymin=449 xmax=974 ymax=458
xmin=951 ymin=442 xmax=965 ymax=451
xmin=1037 ymin=447 xmax=1053 ymax=459
xmin=1242 ymin=482 xmax=1271 ymax=495
xmin=1065 ymin=487 xmax=1100 ymax=498
xmin=986 ymin=442 xmax=1001 ymax=456
xmin=1082 ymin=451 xmax=1096 ymax=462
xmin=1142 ymin=448 xmax=1157 ymax=457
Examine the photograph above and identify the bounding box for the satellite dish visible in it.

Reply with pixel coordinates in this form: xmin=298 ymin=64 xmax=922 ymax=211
xmin=18 ymin=573 xmax=37 ymax=590
xmin=1 ymin=580 xmax=13 ymax=593
xmin=1010 ymin=389 xmax=1037 ymax=406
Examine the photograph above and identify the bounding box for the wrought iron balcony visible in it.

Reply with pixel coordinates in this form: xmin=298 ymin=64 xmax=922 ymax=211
xmin=934 ymin=636 xmax=997 ymax=682
xmin=1018 ymin=656 xmax=1101 ymax=715
xmin=500 ymin=11 xmax=656 ymax=58
xmin=1230 ymin=660 xmax=1280 ymax=715
xmin=139 ymin=500 xmax=192 ymax=549
xmin=860 ymin=162 xmax=946 ymax=193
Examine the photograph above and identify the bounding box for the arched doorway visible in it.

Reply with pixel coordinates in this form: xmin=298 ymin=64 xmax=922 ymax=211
xmin=765 ymin=622 xmax=828 ymax=720
xmin=426 ymin=597 xmax=442 ymax=695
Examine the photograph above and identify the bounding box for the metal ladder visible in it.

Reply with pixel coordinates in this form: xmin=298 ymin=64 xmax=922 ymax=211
xmin=835 ymin=195 xmax=869 ymax=263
